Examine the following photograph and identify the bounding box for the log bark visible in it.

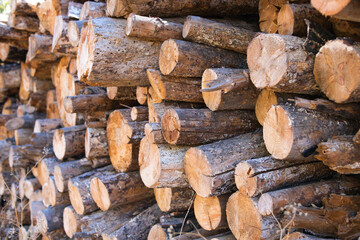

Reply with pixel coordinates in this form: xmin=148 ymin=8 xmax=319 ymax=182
xmin=79 ymin=1 xmax=106 ymax=20
xmin=14 ymin=128 xmax=32 ymax=145
xmin=234 ymin=157 xmax=334 ymax=197
xmin=90 ymin=168 xmax=154 ymax=211
xmin=184 ymin=130 xmax=268 ymax=197
xmin=85 ymin=127 xmax=108 ymax=159
xmin=147 ymin=69 xmax=203 ymax=103
xmin=263 ymin=104 xmax=359 ymax=160
xmin=131 ymin=106 xmax=148 ymax=121
xmin=311 ymin=0 xmax=360 ymax=22
xmin=201 ymin=68 xmax=258 ymax=111
xmin=33 ymin=118 xmax=62 ymax=133
xmin=26 ymin=34 xmax=58 ymax=63
xmin=154 ymin=187 xmax=194 ymax=212
xmin=106 ymin=86 xmax=137 ymax=101
xmin=136 ymin=86 xmax=148 ymax=105
xmin=139 ymin=136 xmax=190 ymax=188
xmin=42 ymin=177 xmax=70 ymax=206
xmin=68 ymin=1 xmax=83 ymax=19
xmin=8 ymin=13 xmax=39 ymax=32
xmin=77 ymin=17 xmax=160 ymax=87
xmin=0 ymin=23 xmax=30 ymax=49
xmin=257 ymin=176 xmax=360 ymax=216
xmin=161 ymin=108 xmax=259 ymax=145
xmin=9 ymin=144 xmax=52 ymax=169
xmin=37 ymin=204 xmax=68 ymax=234
xmin=0 ymin=43 xmax=26 ymax=62
xmin=331 ymin=18 xmax=360 ymax=42
xmin=247 ymin=33 xmax=319 ymax=94
xmin=36 ymin=157 xmax=58 ymax=186
xmin=52 ymin=125 xmax=86 ymax=160
xmin=145 ymin=122 xmax=166 ymax=144
xmin=23 ymin=178 xmax=41 ymax=199
xmin=0 ymin=64 xmax=21 ymax=90
xmin=183 ymin=16 xmax=256 ymax=54
xmin=314 ymin=39 xmax=360 ymax=103
xmin=125 ymin=13 xmax=183 ymax=41
xmin=68 ymin=20 xmax=86 ymax=47
xmin=159 ymin=39 xmax=247 ymax=77
xmin=10 ymin=0 xmax=42 ymax=15
xmin=30 ymin=132 xmax=54 ymax=149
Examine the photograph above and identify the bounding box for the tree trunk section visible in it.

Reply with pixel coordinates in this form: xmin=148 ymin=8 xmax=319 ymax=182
xmin=154 ymin=187 xmax=194 ymax=212
xmin=311 ymin=0 xmax=360 ymax=22
xmin=79 ymin=1 xmax=106 ymax=20
xmin=52 ymin=125 xmax=86 ymax=160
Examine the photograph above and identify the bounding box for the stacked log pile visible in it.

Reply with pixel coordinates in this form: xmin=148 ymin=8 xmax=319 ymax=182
xmin=0 ymin=0 xmax=360 ymax=239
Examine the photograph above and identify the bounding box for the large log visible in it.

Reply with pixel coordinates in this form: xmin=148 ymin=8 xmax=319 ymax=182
xmin=159 ymin=39 xmax=247 ymax=77
xmin=247 ymin=33 xmax=319 ymax=94
xmin=184 ymin=130 xmax=268 ymax=197
xmin=79 ymin=1 xmax=106 ymax=20
xmin=52 ymin=125 xmax=86 ymax=160
xmin=311 ymin=0 xmax=360 ymax=22
xmin=0 ymin=43 xmax=26 ymax=62
xmin=263 ymin=104 xmax=358 ymax=160
xmin=201 ymin=68 xmax=258 ymax=111
xmin=161 ymin=108 xmax=259 ymax=145
xmin=139 ymin=136 xmax=190 ymax=188
xmin=77 ymin=17 xmax=160 ymax=87
xmin=36 ymin=0 xmax=70 ymax=35
xmin=154 ymin=187 xmax=194 ymax=212
xmin=314 ymin=39 xmax=360 ymax=103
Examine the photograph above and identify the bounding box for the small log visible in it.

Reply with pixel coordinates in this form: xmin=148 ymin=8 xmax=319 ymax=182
xmin=9 ymin=144 xmax=50 ymax=169
xmin=30 ymin=132 xmax=54 ymax=148
xmin=311 ymin=0 xmax=360 ymax=22
xmin=0 ymin=64 xmax=21 ymax=90
xmin=33 ymin=118 xmax=62 ymax=133
xmin=42 ymin=177 xmax=70 ymax=206
xmin=53 ymin=158 xmax=93 ymax=193
xmin=51 ymin=15 xmax=74 ymax=55
xmin=131 ymin=106 xmax=148 ymax=121
xmin=314 ymin=39 xmax=360 ymax=103
xmin=183 ymin=16 xmax=256 ymax=54
xmin=77 ymin=17 xmax=160 ymax=87
xmin=159 ymin=39 xmax=247 ymax=77
xmin=68 ymin=20 xmax=86 ymax=47
xmin=68 ymin=1 xmax=83 ymax=19
xmin=184 ymin=130 xmax=268 ymax=197
xmin=8 ymin=13 xmax=39 ymax=32
xmin=36 ymin=157 xmax=58 ymax=186
xmin=147 ymin=69 xmax=203 ymax=103
xmin=0 ymin=43 xmax=26 ymax=62
xmin=139 ymin=136 xmax=190 ymax=188
xmin=161 ymin=108 xmax=259 ymax=145
xmin=37 ymin=204 xmax=68 ymax=234
xmin=14 ymin=128 xmax=32 ymax=145
xmin=154 ymin=187 xmax=194 ymax=212
xmin=145 ymin=122 xmax=166 ymax=144
xmin=0 ymin=23 xmax=30 ymax=49
xmin=247 ymin=33 xmax=319 ymax=94
xmin=257 ymin=177 xmax=360 ymax=216
xmin=235 ymin=157 xmax=334 ymax=197
xmin=136 ymin=86 xmax=148 ymax=105
xmin=23 ymin=178 xmax=41 ymax=199
xmin=106 ymin=86 xmax=137 ymax=100
xmin=194 ymin=194 xmax=230 ymax=231
xmin=263 ymin=104 xmax=358 ymax=160
xmin=26 ymin=34 xmax=58 ymax=63
xmin=52 ymin=125 xmax=86 ymax=160
xmin=85 ymin=127 xmax=108 ymax=159
xmin=125 ymin=13 xmax=183 ymax=41
xmin=79 ymin=1 xmax=106 ymax=20
xmin=201 ymin=68 xmax=258 ymax=111
xmin=90 ymin=168 xmax=154 ymax=211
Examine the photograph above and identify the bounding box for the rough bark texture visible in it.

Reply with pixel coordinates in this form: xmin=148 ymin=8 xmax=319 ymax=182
xmin=8 ymin=13 xmax=39 ymax=32
xmin=145 ymin=122 xmax=166 ymax=144
xmin=85 ymin=127 xmax=108 ymax=159
xmin=107 ymin=86 xmax=137 ymax=101
xmin=0 ymin=23 xmax=30 ymax=49
xmin=10 ymin=0 xmax=42 ymax=15
xmin=33 ymin=118 xmax=62 ymax=133
xmin=37 ymin=204 xmax=68 ymax=234
xmin=154 ymin=187 xmax=194 ymax=212
xmin=79 ymin=1 xmax=106 ymax=20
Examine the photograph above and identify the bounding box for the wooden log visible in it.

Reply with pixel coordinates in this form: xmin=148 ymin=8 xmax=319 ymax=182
xmin=8 ymin=13 xmax=39 ymax=32
xmin=46 ymin=91 xmax=61 ymax=119
xmin=125 ymin=13 xmax=183 ymax=41
xmin=284 ymin=232 xmax=334 ymax=240
xmin=68 ymin=20 xmax=86 ymax=47
xmin=0 ymin=43 xmax=26 ymax=62
xmin=247 ymin=33 xmax=319 ymax=94
xmin=136 ymin=86 xmax=148 ymax=105
xmin=234 ymin=157 xmax=334 ymax=197
xmin=102 ymin=204 xmax=163 ymax=240
xmin=26 ymin=34 xmax=58 ymax=63
xmin=77 ymin=17 xmax=160 ymax=87
xmin=53 ymin=158 xmax=93 ymax=193
xmin=23 ymin=178 xmax=41 ymax=199
xmin=37 ymin=204 xmax=68 ymax=234
xmin=36 ymin=0 xmax=70 ymax=35
xmin=30 ymin=132 xmax=54 ymax=149
xmin=51 ymin=15 xmax=73 ymax=55
xmin=14 ymin=128 xmax=32 ymax=145
xmin=33 ymin=118 xmax=62 ymax=133
xmin=314 ymin=39 xmax=360 ymax=103
xmin=194 ymin=194 xmax=230 ymax=231
xmin=41 ymin=229 xmax=68 ymax=240
xmin=139 ymin=136 xmax=190 ymax=188
xmin=28 ymin=91 xmax=48 ymax=112
xmin=145 ymin=122 xmax=166 ymax=144
xmin=105 ymin=0 xmax=258 ymax=18
xmin=161 ymin=108 xmax=259 ymax=145
xmin=79 ymin=1 xmax=106 ymax=20
xmin=68 ymin=1 xmax=83 ymax=19
xmin=52 ymin=125 xmax=86 ymax=160
xmin=0 ymin=23 xmax=30 ymax=49
xmin=9 ymin=144 xmax=51 ymax=169
xmin=257 ymin=177 xmax=360 ymax=216
xmin=10 ymin=0 xmax=42 ymax=15
xmin=159 ymin=39 xmax=247 ymax=78
xmin=0 ymin=64 xmax=21 ymax=90
xmin=201 ymin=68 xmax=258 ymax=111
xmin=85 ymin=127 xmax=108 ymax=159
xmin=183 ymin=16 xmax=256 ymax=54
xmin=323 ymin=193 xmax=360 ymax=211
xmin=147 ymin=69 xmax=203 ymax=103
xmin=131 ymin=106 xmax=148 ymax=121
xmin=184 ymin=130 xmax=268 ymax=197
xmin=36 ymin=157 xmax=58 ymax=186
xmin=106 ymin=86 xmax=137 ymax=101
xmin=311 ymin=0 xmax=360 ymax=22
xmin=331 ymin=18 xmax=360 ymax=42
xmin=42 ymin=177 xmax=70 ymax=206
xmin=258 ymin=0 xmax=280 ymax=33
xmin=154 ymin=187 xmax=194 ymax=212
xmin=263 ymin=104 xmax=358 ymax=160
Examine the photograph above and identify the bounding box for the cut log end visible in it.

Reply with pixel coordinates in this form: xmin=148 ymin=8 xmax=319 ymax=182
xmin=42 ymin=179 xmax=55 ymax=206
xmin=68 ymin=21 xmax=81 ymax=47
xmin=201 ymin=69 xmax=223 ymax=111
xmin=77 ymin=21 xmax=94 ymax=82
xmin=138 ymin=137 xmax=161 ymax=188
xmin=234 ymin=161 xmax=257 ymax=197
xmin=148 ymin=224 xmax=167 ymax=240
xmin=68 ymin=179 xmax=85 ymax=215
xmin=277 ymin=4 xmax=295 ymax=35
xmin=159 ymin=39 xmax=179 ymax=75
xmin=160 ymin=109 xmax=180 ymax=145
xmin=37 ymin=212 xmax=48 ymax=234
xmin=107 ymin=87 xmax=118 ymax=100
xmin=125 ymin=13 xmax=135 ymax=36
xmin=257 ymin=193 xmax=274 ymax=216
xmin=90 ymin=177 xmax=110 ymax=211
xmin=109 ymin=142 xmax=137 ymax=172
xmin=154 ymin=187 xmax=172 ymax=212
xmin=255 ymin=89 xmax=279 ymax=126
xmin=53 ymin=129 xmax=66 ymax=160
xmin=106 ymin=0 xmax=128 ymax=17
xmin=63 ymin=206 xmax=77 ymax=238
xmin=263 ymin=105 xmax=294 ymax=160
xmin=259 ymin=4 xmax=278 ymax=33
xmin=311 ymin=0 xmax=351 ymax=15
xmin=24 ymin=180 xmax=34 ymax=199
xmin=194 ymin=195 xmax=223 ymax=231
xmin=54 ymin=165 xmax=65 ymax=193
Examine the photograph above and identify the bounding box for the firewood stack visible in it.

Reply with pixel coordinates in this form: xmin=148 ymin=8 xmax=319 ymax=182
xmin=0 ymin=0 xmax=360 ymax=239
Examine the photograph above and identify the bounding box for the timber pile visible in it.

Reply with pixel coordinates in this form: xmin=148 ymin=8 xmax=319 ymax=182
xmin=0 ymin=0 xmax=359 ymax=239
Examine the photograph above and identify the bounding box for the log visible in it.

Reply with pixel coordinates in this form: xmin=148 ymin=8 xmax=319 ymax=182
xmin=161 ymin=108 xmax=259 ymax=145
xmin=125 ymin=13 xmax=183 ymax=41
xmin=26 ymin=34 xmax=58 ymax=63
xmin=284 ymin=232 xmax=333 ymax=240
xmin=311 ymin=0 xmax=360 ymax=22
xmin=145 ymin=122 xmax=166 ymax=144
xmin=36 ymin=0 xmax=70 ymax=35
xmin=68 ymin=1 xmax=83 ymax=19
xmin=14 ymin=128 xmax=32 ymax=145
xmin=77 ymin=17 xmax=160 ymax=87
xmin=183 ymin=16 xmax=256 ymax=54
xmin=139 ymin=136 xmax=190 ymax=188
xmin=106 ymin=86 xmax=137 ymax=101
xmin=37 ymin=204 xmax=68 ymax=233
xmin=331 ymin=18 xmax=360 ymax=42
xmin=8 ymin=13 xmax=39 ymax=32
xmin=194 ymin=194 xmax=230 ymax=231
xmin=323 ymin=193 xmax=360 ymax=211
xmin=10 ymin=0 xmax=42 ymax=15
xmin=53 ymin=158 xmax=93 ymax=192
xmin=105 ymin=0 xmax=258 ymax=18
xmin=79 ymin=1 xmax=106 ymax=20
xmin=184 ymin=130 xmax=268 ymax=197
xmin=314 ymin=39 xmax=360 ymax=103
xmin=41 ymin=229 xmax=68 ymax=240
xmin=234 ymin=157 xmax=334 ymax=197
xmin=258 ymin=0 xmax=280 ymax=33
xmin=33 ymin=118 xmax=62 ymax=133
xmin=131 ymin=106 xmax=148 ymax=121
xmin=316 ymin=135 xmax=360 ymax=174
xmin=52 ymin=125 xmax=86 ymax=160
xmin=42 ymin=177 xmax=70 ymax=206
xmin=0 ymin=23 xmax=30 ymax=49
xmin=28 ymin=91 xmax=48 ymax=112
xmin=23 ymin=178 xmax=41 ymax=199
xmin=154 ymin=187 xmax=194 ymax=212
xmin=263 ymin=104 xmax=358 ymax=160
xmin=159 ymin=39 xmax=247 ymax=77
xmin=247 ymin=33 xmax=319 ymax=94
xmin=201 ymin=68 xmax=258 ymax=111
xmin=68 ymin=20 xmax=86 ymax=47
xmin=0 ymin=43 xmax=26 ymax=62
xmin=51 ymin=15 xmax=73 ymax=54
xmin=136 ymin=86 xmax=148 ymax=105
xmin=102 ymin=204 xmax=163 ymax=240
xmin=0 ymin=64 xmax=21 ymax=90
xmin=257 ymin=177 xmax=360 ymax=216
xmin=147 ymin=69 xmax=203 ymax=103
xmin=30 ymin=132 xmax=54 ymax=148
xmin=85 ymin=127 xmax=108 ymax=159
xmin=9 ymin=144 xmax=52 ymax=169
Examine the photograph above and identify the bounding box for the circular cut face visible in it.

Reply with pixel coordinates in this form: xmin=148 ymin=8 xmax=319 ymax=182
xmin=139 ymin=138 xmax=161 ymax=188
xmin=194 ymin=195 xmax=221 ymax=230
xmin=161 ymin=109 xmax=180 ymax=145
xmin=247 ymin=34 xmax=287 ymax=89
xmin=63 ymin=206 xmax=77 ymax=238
xmin=77 ymin=21 xmax=95 ymax=81
xmin=90 ymin=177 xmax=110 ymax=210
xmin=147 ymin=224 xmax=167 ymax=240
xmin=255 ymin=89 xmax=278 ymax=126
xmin=311 ymin=0 xmax=351 ymax=15
xmin=277 ymin=4 xmax=294 ymax=35
xmin=154 ymin=187 xmax=172 ymax=212
xmin=68 ymin=180 xmax=84 ymax=215
xmin=234 ymin=161 xmax=257 ymax=197
xmin=202 ymin=69 xmax=222 ymax=111
xmin=53 ymin=129 xmax=66 ymax=160
xmin=159 ymin=39 xmax=179 ymax=75
xmin=54 ymin=165 xmax=64 ymax=192
xmin=263 ymin=105 xmax=294 ymax=159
